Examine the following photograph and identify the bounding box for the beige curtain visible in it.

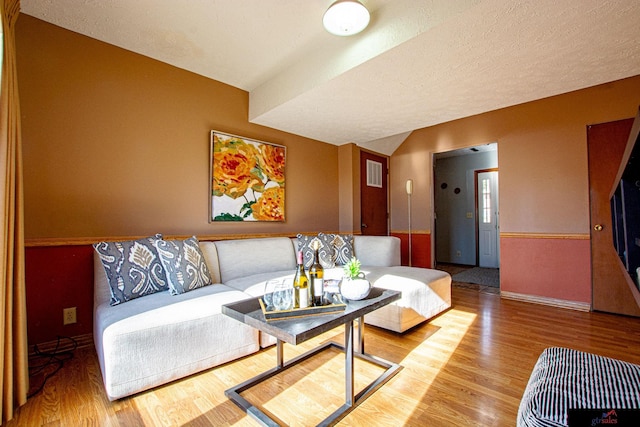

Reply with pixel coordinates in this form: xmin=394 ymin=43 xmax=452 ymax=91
xmin=0 ymin=0 xmax=28 ymax=423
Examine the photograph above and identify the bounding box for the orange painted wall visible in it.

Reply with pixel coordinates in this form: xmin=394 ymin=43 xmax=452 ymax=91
xmin=391 ymin=75 xmax=640 ymax=303
xmin=338 ymin=144 xmax=361 ymax=233
xmin=17 ymin=15 xmax=339 ymax=241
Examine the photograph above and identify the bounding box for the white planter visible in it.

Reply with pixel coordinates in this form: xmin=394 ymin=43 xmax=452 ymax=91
xmin=340 ymin=276 xmax=371 ymax=301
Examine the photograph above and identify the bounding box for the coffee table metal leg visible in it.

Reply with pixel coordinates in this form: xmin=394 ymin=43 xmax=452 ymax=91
xmin=357 ymin=316 xmax=365 ymax=354
xmin=345 ymin=320 xmax=354 ymax=406
xmin=276 ymin=339 xmax=284 ymax=368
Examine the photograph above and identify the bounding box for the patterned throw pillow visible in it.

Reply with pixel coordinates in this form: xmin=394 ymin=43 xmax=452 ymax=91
xmin=321 ymin=233 xmax=355 ymax=266
xmin=155 ymin=236 xmax=213 ymax=295
xmin=93 ymin=234 xmax=169 ymax=306
xmin=297 ymin=234 xmax=335 ymax=268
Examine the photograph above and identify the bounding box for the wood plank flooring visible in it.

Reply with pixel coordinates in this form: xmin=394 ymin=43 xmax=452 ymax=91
xmin=6 ymin=286 xmax=640 ymax=426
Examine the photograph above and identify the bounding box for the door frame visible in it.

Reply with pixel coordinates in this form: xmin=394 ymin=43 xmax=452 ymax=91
xmin=475 ymin=168 xmax=499 ymax=267
xmin=431 ymin=146 xmax=499 ymax=268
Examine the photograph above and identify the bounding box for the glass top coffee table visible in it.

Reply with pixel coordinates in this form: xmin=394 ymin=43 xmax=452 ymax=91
xmin=222 ymin=287 xmax=402 ymax=427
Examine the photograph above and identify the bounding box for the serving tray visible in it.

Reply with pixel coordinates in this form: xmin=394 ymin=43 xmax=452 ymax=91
xmin=259 ymin=298 xmax=346 ymax=321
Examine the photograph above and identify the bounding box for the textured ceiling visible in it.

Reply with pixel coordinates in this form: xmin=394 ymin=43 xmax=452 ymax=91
xmin=21 ymin=0 xmax=640 ymax=155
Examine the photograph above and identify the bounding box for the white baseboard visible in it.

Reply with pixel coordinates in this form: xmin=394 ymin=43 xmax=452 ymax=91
xmin=501 ymin=291 xmax=591 ymax=312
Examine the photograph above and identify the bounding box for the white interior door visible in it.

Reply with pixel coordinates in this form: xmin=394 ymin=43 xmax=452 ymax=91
xmin=478 ymin=171 xmax=500 ymax=268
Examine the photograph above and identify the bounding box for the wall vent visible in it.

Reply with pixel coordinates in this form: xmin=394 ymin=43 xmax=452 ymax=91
xmin=366 ymin=159 xmax=383 ymax=188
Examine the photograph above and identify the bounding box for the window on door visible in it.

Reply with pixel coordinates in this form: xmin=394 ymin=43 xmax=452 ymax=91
xmin=482 ymin=178 xmax=492 ymax=224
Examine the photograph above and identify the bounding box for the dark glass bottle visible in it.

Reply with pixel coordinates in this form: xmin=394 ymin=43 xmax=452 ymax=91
xmin=309 ymin=247 xmax=324 ymax=306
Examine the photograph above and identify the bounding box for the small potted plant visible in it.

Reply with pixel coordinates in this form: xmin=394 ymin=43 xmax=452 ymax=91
xmin=340 ymin=257 xmax=371 ymax=300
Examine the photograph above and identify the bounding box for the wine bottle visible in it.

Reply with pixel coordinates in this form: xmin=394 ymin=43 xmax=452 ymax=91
xmin=293 ymin=251 xmax=310 ymax=309
xmin=309 ymin=247 xmax=324 ymax=306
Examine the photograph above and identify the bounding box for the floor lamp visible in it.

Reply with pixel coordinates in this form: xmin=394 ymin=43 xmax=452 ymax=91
xmin=406 ymin=179 xmax=413 ymax=267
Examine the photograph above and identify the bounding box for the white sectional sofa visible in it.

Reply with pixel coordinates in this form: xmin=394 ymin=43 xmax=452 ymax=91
xmin=93 ymin=235 xmax=451 ymax=400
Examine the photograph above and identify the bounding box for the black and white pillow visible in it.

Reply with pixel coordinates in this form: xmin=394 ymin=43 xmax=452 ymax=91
xmin=155 ymin=236 xmax=213 ymax=295
xmin=321 ymin=233 xmax=355 ymax=266
xmin=93 ymin=234 xmax=168 ymax=305
xmin=297 ymin=234 xmax=335 ymax=268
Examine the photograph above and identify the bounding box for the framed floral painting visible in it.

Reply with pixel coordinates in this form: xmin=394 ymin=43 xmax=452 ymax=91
xmin=210 ymin=131 xmax=286 ymax=222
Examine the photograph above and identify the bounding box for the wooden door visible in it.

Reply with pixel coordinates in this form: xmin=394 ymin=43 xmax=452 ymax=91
xmin=588 ymin=118 xmax=640 ymax=316
xmin=360 ymin=151 xmax=388 ymax=235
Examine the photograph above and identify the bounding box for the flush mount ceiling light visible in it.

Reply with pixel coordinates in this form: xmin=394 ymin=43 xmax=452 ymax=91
xmin=323 ymin=0 xmax=370 ymax=36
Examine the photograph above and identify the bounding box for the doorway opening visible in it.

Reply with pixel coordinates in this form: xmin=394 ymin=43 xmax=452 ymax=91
xmin=433 ymin=143 xmax=500 ymax=292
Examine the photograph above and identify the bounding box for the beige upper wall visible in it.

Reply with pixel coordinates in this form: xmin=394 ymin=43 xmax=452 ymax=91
xmin=17 ymin=15 xmax=339 ymax=240
xmin=391 ymin=75 xmax=640 ymax=234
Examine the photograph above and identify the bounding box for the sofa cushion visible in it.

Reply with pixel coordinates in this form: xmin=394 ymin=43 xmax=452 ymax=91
xmin=362 ymin=266 xmax=452 ymax=332
xmin=321 ymin=233 xmax=354 ymax=266
xmin=198 ymin=242 xmax=222 ymax=283
xmin=353 ymin=235 xmax=401 ymax=267
xmin=297 ymin=234 xmax=334 ymax=268
xmin=155 ymin=236 xmax=213 ymax=295
xmin=93 ymin=283 xmax=259 ymax=400
xmin=93 ymin=235 xmax=168 ymax=305
xmin=214 ymin=237 xmax=297 ymax=283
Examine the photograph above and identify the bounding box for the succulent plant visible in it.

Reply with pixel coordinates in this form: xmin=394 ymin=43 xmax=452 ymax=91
xmin=343 ymin=257 xmax=363 ymax=280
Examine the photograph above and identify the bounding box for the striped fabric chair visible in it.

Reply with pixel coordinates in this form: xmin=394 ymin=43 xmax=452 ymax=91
xmin=517 ymin=347 xmax=640 ymax=426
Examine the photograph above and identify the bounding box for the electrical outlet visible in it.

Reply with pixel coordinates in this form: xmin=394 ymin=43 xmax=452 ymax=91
xmin=63 ymin=307 xmax=77 ymax=325
xmin=456 ymin=250 xmax=461 ymax=257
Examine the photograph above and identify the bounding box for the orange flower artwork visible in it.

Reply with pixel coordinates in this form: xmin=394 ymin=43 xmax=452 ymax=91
xmin=251 ymin=187 xmax=285 ymax=221
xmin=210 ymin=131 xmax=286 ymax=221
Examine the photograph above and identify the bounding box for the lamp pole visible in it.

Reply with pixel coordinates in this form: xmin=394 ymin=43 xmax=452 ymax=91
xmin=406 ymin=179 xmax=413 ymax=267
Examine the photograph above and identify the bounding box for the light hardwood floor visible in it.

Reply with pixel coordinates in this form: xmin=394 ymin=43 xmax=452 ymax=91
xmin=6 ymin=286 xmax=640 ymax=427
